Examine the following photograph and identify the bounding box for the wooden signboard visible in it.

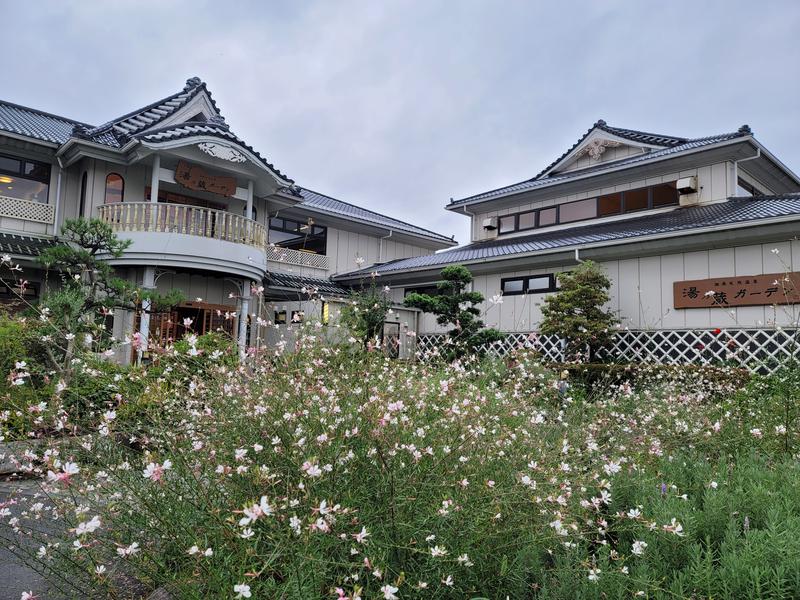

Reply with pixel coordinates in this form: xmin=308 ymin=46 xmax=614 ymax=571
xmin=175 ymin=160 xmax=237 ymax=197
xmin=674 ymin=272 xmax=800 ymax=309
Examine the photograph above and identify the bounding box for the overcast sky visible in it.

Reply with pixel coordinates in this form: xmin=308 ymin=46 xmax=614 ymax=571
xmin=4 ymin=1 xmax=800 ymax=244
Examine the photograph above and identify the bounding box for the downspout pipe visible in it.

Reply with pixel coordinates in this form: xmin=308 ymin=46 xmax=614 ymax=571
xmin=733 ymin=147 xmax=761 ymax=191
xmin=379 ymin=229 xmax=393 ymax=262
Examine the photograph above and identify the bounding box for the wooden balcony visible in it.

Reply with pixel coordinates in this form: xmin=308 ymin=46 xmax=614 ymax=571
xmin=265 ymin=244 xmax=329 ymax=271
xmin=97 ymin=202 xmax=266 ymax=248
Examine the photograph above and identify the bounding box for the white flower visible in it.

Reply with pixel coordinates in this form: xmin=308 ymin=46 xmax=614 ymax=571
xmin=775 ymin=424 xmax=787 ymax=435
xmin=116 ymin=542 xmax=140 ymax=557
xmin=457 ymin=553 xmax=474 ymax=566
xmin=75 ymin=515 xmax=101 ymax=536
xmin=631 ymin=540 xmax=648 ymax=556
xmin=94 ymin=565 xmax=106 ymax=575
xmin=353 ymin=526 xmax=370 ymax=544
xmin=750 ymin=428 xmax=763 ymax=438
xmin=233 ymin=583 xmax=252 ymax=598
xmin=627 ymin=508 xmax=641 ymax=519
xmin=380 ymin=584 xmax=399 ymax=600
xmin=588 ymin=568 xmax=601 ymax=582
xmin=430 ymin=545 xmax=448 ymax=557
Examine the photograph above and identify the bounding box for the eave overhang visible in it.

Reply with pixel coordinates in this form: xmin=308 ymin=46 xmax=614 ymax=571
xmin=333 ymin=214 xmax=800 ymax=284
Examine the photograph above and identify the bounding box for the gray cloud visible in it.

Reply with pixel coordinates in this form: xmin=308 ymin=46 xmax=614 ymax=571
xmin=4 ymin=0 xmax=799 ymax=243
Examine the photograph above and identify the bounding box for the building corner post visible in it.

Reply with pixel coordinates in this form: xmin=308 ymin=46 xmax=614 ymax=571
xmin=238 ymin=280 xmax=252 ymax=362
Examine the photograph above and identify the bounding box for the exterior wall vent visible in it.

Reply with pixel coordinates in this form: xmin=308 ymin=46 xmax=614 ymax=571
xmin=677 ymin=176 xmax=698 ymax=195
xmin=482 ymin=217 xmax=498 ymax=230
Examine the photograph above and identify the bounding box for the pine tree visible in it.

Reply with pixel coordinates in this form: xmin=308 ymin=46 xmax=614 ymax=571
xmin=539 ymin=260 xmax=618 ymax=361
xmin=404 ymin=265 xmax=502 ymax=357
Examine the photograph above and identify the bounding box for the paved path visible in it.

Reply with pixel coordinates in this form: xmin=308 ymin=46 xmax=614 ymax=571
xmin=0 ymin=478 xmax=67 ymax=600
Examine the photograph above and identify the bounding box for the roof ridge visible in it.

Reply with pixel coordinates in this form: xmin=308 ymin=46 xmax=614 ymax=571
xmin=86 ymin=76 xmax=209 ymax=136
xmin=0 ymin=98 xmax=91 ymax=127
xmin=300 ymin=187 xmax=454 ymax=241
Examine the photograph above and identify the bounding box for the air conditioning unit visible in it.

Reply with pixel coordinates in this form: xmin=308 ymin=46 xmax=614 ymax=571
xmin=676 ymin=176 xmax=698 ymax=195
xmin=482 ymin=217 xmax=498 ymax=230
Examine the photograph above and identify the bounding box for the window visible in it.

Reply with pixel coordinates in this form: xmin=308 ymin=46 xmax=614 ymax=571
xmin=291 ymin=310 xmax=304 ymax=323
xmin=0 ymin=153 xmax=50 ymax=203
xmin=490 ymin=181 xmax=680 ymax=235
xmin=274 ymin=310 xmax=287 ymax=325
xmin=498 ymin=215 xmax=516 ymax=233
xmin=104 ymin=173 xmax=124 ymax=204
xmin=269 ymin=217 xmax=327 ymax=254
xmin=559 ymin=198 xmax=597 ymax=223
xmin=538 ymin=207 xmax=557 ymax=226
xmin=598 ymin=192 xmax=622 ymax=216
xmin=79 ymin=171 xmax=88 ymax=217
xmin=404 ymin=284 xmax=441 ymax=297
xmin=518 ymin=211 xmax=536 ymax=230
xmin=651 ymin=182 xmax=678 ymax=207
xmin=624 ymin=187 xmax=648 ymax=212
xmin=501 ymin=274 xmax=556 ymax=296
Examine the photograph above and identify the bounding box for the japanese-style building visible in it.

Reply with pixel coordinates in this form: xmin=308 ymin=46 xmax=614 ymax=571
xmin=2 ymin=77 xmax=800 ymax=365
xmin=0 ymin=77 xmax=454 ymax=361
xmin=336 ymin=120 xmax=800 ymax=364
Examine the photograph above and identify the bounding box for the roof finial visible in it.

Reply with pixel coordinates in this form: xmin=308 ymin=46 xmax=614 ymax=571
xmin=738 ymin=124 xmax=752 ymax=134
xmin=208 ymin=114 xmax=229 ymax=129
xmin=596 ymin=119 xmax=607 ymax=127
xmin=185 ymin=76 xmax=203 ymax=90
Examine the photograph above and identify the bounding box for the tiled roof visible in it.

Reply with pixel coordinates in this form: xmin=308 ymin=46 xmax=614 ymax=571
xmin=0 ymin=233 xmax=56 ymax=257
xmin=0 ymin=100 xmax=83 ymax=145
xmin=265 ymin=271 xmax=350 ymax=296
xmin=138 ymin=121 xmax=295 ymax=184
xmin=298 ymin=188 xmax=455 ymax=245
xmin=339 ymin=195 xmax=800 ymax=278
xmin=76 ymin=76 xmax=215 ymax=147
xmin=448 ymin=121 xmax=750 ymax=207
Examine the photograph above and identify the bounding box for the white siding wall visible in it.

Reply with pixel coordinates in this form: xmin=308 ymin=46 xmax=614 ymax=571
xmin=405 ymin=239 xmax=800 ymax=335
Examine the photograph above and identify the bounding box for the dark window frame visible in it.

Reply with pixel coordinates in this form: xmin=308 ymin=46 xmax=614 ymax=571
xmin=269 ymin=216 xmax=327 ymax=254
xmin=500 ymin=274 xmax=557 ymax=296
xmin=493 ymin=182 xmax=678 ymax=235
xmin=0 ymin=152 xmax=52 ymax=204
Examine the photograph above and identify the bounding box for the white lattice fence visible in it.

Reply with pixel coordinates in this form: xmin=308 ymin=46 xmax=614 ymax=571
xmin=597 ymin=328 xmax=799 ymax=372
xmin=417 ymin=328 xmax=799 ymax=373
xmin=0 ymin=196 xmax=55 ymax=224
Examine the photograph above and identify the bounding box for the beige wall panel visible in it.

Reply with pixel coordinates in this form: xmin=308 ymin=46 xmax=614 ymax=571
xmin=682 ymin=251 xmax=710 ymax=328
xmin=638 ymin=256 xmax=663 ymax=328
xmin=659 ymin=253 xmax=686 ymax=328
xmin=617 ymin=259 xmax=640 ymax=328
xmin=734 ymin=245 xmax=765 ymax=327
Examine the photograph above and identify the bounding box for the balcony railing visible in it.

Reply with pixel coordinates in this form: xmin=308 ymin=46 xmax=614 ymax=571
xmin=97 ymin=202 xmax=267 ymax=247
xmin=265 ymin=244 xmax=329 ymax=271
xmin=0 ymin=196 xmax=55 ymax=224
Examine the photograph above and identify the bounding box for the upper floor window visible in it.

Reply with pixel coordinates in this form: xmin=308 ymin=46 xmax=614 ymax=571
xmin=0 ymin=153 xmax=50 ymax=203
xmin=104 ymin=173 xmax=124 ymax=204
xmin=269 ymin=216 xmax=327 ymax=254
xmin=492 ymin=181 xmax=679 ymax=235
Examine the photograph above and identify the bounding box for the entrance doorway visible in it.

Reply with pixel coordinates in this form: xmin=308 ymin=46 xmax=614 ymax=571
xmin=382 ymin=321 xmax=401 ymax=359
xmin=138 ymin=301 xmax=237 ymax=350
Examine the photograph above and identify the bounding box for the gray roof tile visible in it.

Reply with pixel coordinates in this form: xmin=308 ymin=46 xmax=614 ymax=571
xmin=449 ymin=121 xmax=748 ymax=207
xmin=298 ymin=188 xmax=455 ymax=244
xmin=0 ymin=101 xmax=83 ymax=145
xmin=340 ymin=195 xmax=800 ymax=277
xmin=137 ymin=121 xmax=295 ymax=184
xmin=265 ymin=271 xmax=349 ymax=296
xmin=0 ymin=233 xmax=56 ymax=257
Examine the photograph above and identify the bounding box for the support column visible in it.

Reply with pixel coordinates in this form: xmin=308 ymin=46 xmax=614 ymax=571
xmin=138 ymin=266 xmax=155 ymax=364
xmin=245 ymin=180 xmax=254 ymax=220
xmin=238 ymin=280 xmax=252 ymax=361
xmin=149 ymin=154 xmax=160 ymax=230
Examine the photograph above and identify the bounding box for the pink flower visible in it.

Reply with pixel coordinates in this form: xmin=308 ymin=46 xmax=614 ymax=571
xmin=142 ymin=460 xmax=172 ymax=482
